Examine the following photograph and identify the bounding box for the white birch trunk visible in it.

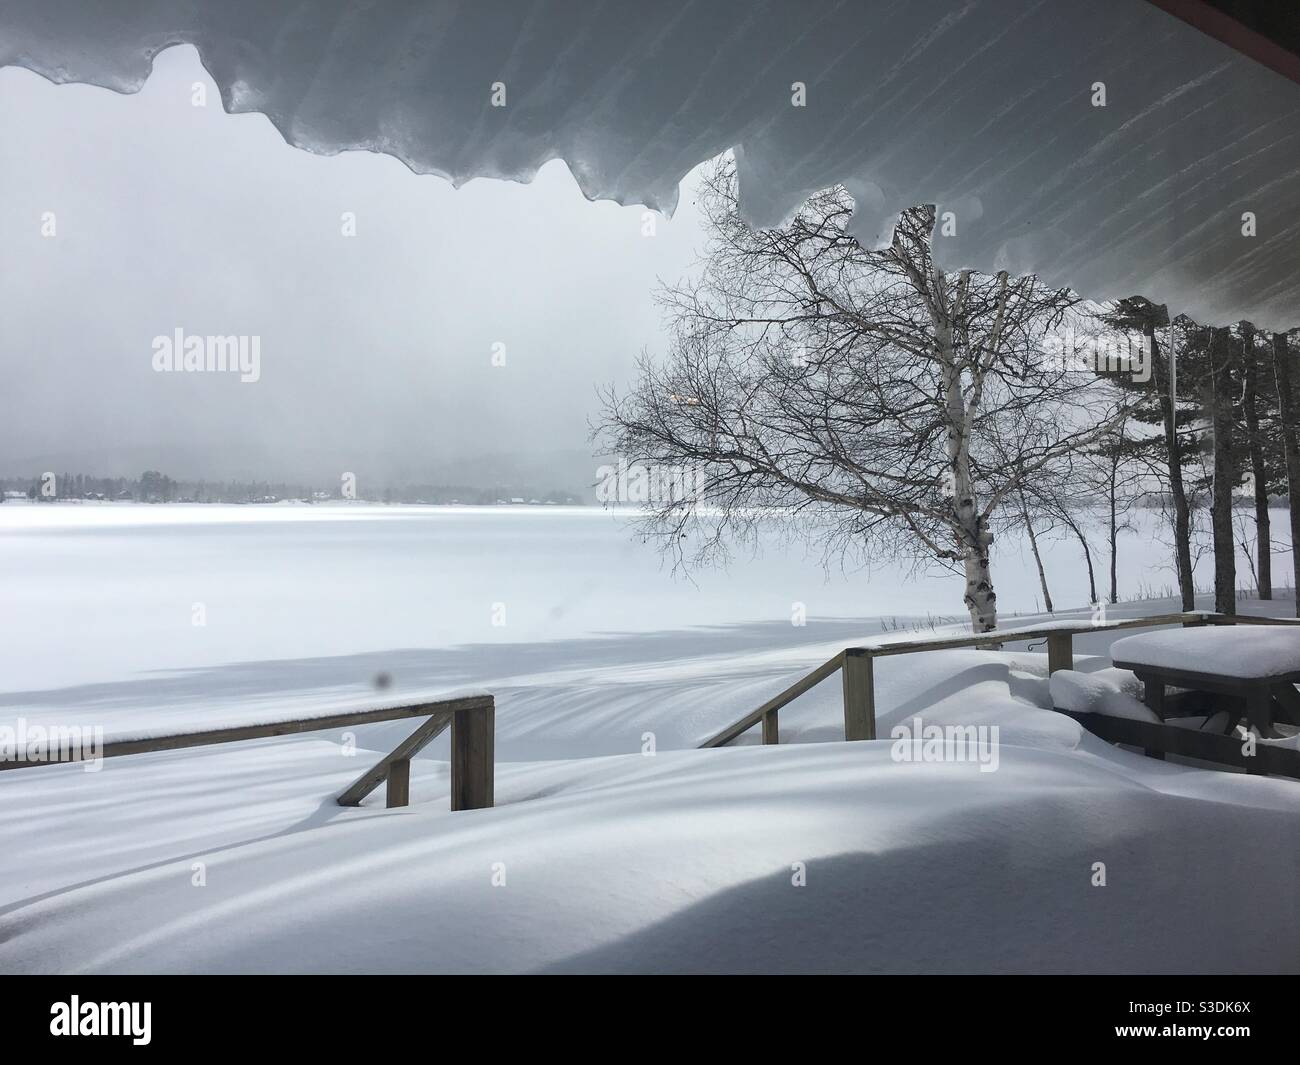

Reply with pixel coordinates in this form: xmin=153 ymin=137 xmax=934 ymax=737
xmin=936 ymin=276 xmax=999 ymax=633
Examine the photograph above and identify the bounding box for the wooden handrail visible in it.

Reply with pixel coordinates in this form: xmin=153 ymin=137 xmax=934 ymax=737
xmin=697 ymin=610 xmax=1298 ymax=749
xmin=335 ymin=707 xmax=455 ymax=807
xmin=0 ymin=693 xmax=497 ymax=813
xmin=699 ymin=652 xmax=845 ymax=748
xmin=335 ymin=693 xmax=496 ymax=811
xmin=5 ymin=608 xmax=1290 ymax=800
xmin=844 ymin=611 xmax=1202 ymax=658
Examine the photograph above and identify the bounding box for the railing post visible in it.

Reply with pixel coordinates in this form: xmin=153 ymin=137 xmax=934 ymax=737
xmin=1047 ymin=632 xmax=1073 ymax=674
xmin=386 ymin=758 xmax=410 ymax=808
xmin=761 ymin=708 xmax=779 ymax=745
xmin=842 ymin=650 xmax=876 ymax=741
xmin=451 ymin=699 xmax=495 ymax=811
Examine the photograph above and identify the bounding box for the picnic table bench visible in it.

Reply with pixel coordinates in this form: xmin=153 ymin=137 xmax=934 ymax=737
xmin=1111 ymin=627 xmax=1300 ymax=739
xmin=1051 ymin=622 xmax=1300 ymax=779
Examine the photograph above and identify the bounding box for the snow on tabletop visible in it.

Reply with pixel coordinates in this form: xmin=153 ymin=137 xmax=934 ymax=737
xmin=1110 ymin=627 xmax=1300 ymax=679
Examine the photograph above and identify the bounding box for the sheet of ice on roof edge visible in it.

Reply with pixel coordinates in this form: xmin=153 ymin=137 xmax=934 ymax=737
xmin=1111 ymin=627 xmax=1300 ymax=679
xmin=3 ymin=0 xmax=1300 ymax=328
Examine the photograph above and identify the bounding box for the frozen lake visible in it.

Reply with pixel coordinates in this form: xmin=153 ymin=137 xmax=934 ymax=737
xmin=0 ymin=502 xmax=1292 ymax=744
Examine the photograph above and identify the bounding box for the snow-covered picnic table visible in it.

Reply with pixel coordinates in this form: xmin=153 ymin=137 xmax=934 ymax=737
xmin=1110 ymin=626 xmax=1300 ymax=736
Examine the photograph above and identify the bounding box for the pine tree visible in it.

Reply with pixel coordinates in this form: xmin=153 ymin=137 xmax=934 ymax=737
xmin=1095 ymin=299 xmax=1199 ymax=609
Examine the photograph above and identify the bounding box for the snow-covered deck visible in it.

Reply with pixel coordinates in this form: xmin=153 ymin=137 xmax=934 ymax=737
xmin=1 ymin=596 xmax=1297 ymax=973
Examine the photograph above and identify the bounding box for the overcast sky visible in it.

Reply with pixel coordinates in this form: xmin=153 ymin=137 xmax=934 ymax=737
xmin=0 ymin=44 xmax=709 ymax=489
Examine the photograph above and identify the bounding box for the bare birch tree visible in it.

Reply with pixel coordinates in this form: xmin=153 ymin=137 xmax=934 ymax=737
xmin=596 ymin=160 xmax=1133 ymax=632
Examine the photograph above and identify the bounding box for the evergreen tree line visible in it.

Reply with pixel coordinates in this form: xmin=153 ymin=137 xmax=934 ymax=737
xmin=1054 ymin=299 xmax=1299 ymax=617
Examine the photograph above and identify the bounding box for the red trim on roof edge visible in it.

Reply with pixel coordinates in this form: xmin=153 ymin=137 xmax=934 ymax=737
xmin=1146 ymin=0 xmax=1300 ymax=85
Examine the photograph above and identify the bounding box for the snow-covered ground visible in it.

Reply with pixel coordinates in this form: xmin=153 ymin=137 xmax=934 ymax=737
xmin=0 ymin=504 xmax=1297 ymax=973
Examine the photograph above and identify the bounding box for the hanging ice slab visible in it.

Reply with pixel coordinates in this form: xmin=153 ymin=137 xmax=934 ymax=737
xmin=3 ymin=0 xmax=1298 ymax=328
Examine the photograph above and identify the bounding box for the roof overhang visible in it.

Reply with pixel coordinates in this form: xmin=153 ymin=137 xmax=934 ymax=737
xmin=1146 ymin=1 xmax=1300 ymax=86
xmin=3 ymin=0 xmax=1298 ymax=328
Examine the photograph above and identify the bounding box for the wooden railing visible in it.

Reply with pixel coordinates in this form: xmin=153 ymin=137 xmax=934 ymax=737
xmin=698 ymin=610 xmax=1299 ymax=749
xmin=335 ymin=694 xmax=495 ymax=810
xmin=6 ymin=610 xmax=1294 ymax=800
xmin=0 ymin=693 xmax=496 ymax=812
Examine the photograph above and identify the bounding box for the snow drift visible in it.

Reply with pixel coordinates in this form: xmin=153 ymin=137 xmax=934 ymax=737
xmin=3 ymin=671 xmax=1297 ymax=974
